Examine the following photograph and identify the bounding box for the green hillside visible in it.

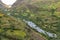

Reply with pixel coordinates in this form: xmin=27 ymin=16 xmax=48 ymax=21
xmin=11 ymin=0 xmax=60 ymax=40
xmin=0 ymin=0 xmax=60 ymax=40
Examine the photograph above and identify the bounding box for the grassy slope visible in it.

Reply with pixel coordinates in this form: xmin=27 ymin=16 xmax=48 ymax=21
xmin=10 ymin=0 xmax=60 ymax=40
xmin=0 ymin=12 xmax=46 ymax=40
xmin=0 ymin=0 xmax=60 ymax=40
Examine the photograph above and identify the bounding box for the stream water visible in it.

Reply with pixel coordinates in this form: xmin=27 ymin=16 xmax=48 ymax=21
xmin=23 ymin=19 xmax=57 ymax=38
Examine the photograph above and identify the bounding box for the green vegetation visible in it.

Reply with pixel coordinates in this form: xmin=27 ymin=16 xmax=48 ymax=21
xmin=0 ymin=12 xmax=46 ymax=40
xmin=9 ymin=0 xmax=60 ymax=40
xmin=0 ymin=0 xmax=60 ymax=40
xmin=0 ymin=14 xmax=26 ymax=40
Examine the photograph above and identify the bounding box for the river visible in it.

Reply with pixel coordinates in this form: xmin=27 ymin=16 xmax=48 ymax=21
xmin=23 ymin=19 xmax=57 ymax=38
